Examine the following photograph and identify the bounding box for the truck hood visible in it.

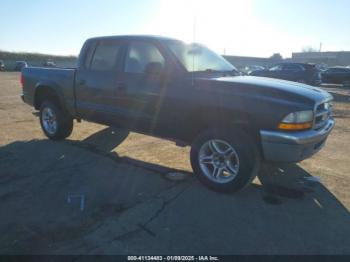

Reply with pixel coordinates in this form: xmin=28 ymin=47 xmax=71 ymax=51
xmin=201 ymin=76 xmax=332 ymax=104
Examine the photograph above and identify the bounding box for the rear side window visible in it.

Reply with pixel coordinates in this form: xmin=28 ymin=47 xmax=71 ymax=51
xmin=125 ymin=41 xmax=165 ymax=74
xmin=270 ymin=65 xmax=282 ymax=71
xmin=303 ymin=64 xmax=316 ymax=70
xmin=90 ymin=41 xmax=121 ymax=71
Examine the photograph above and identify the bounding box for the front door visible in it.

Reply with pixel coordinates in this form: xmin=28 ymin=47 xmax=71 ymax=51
xmin=115 ymin=40 xmax=168 ymax=133
xmin=280 ymin=64 xmax=304 ymax=82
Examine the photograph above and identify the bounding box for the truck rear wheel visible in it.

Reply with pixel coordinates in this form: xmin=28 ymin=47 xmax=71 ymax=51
xmin=39 ymin=100 xmax=73 ymax=140
xmin=190 ymin=129 xmax=260 ymax=193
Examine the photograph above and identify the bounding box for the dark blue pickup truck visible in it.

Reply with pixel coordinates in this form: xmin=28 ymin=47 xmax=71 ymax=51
xmin=21 ymin=35 xmax=334 ymax=192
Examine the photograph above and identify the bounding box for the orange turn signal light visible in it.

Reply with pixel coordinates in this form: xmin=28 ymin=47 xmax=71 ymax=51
xmin=278 ymin=122 xmax=312 ymax=131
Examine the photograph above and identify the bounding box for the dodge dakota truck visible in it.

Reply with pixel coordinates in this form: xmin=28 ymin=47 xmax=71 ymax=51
xmin=21 ymin=35 xmax=334 ymax=192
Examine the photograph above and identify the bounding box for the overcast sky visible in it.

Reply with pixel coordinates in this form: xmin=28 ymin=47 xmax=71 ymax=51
xmin=1 ymin=0 xmax=349 ymax=58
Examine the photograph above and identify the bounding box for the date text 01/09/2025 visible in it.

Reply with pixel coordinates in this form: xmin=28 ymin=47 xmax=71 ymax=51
xmin=127 ymin=255 xmax=219 ymax=261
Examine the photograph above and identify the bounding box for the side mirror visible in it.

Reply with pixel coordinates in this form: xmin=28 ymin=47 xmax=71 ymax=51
xmin=144 ymin=62 xmax=164 ymax=76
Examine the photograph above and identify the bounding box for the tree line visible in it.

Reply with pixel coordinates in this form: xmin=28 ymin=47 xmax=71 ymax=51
xmin=0 ymin=50 xmax=77 ymax=62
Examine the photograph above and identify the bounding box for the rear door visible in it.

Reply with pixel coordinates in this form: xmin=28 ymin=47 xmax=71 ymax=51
xmin=75 ymin=39 xmax=126 ymax=124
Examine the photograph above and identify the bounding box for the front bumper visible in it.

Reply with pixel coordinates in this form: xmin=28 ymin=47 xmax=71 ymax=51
xmin=260 ymin=118 xmax=335 ymax=162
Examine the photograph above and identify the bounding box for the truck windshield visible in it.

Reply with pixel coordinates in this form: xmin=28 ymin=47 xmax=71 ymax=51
xmin=165 ymin=40 xmax=237 ymax=73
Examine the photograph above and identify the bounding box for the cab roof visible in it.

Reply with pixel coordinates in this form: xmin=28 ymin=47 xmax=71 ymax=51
xmin=86 ymin=35 xmax=181 ymax=43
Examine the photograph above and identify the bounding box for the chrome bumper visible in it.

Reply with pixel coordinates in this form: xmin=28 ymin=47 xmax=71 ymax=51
xmin=260 ymin=118 xmax=335 ymax=162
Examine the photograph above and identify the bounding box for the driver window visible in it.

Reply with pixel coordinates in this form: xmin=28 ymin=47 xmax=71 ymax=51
xmin=125 ymin=42 xmax=165 ymax=74
xmin=283 ymin=64 xmax=298 ymax=71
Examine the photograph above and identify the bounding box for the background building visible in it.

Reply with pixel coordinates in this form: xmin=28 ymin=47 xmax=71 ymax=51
xmin=224 ymin=51 xmax=350 ymax=70
xmin=292 ymin=51 xmax=350 ymax=66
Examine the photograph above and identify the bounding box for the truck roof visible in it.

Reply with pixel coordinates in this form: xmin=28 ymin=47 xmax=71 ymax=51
xmin=86 ymin=35 xmax=180 ymax=43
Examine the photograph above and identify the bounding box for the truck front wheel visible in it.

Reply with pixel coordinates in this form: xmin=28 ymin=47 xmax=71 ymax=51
xmin=39 ymin=100 xmax=73 ymax=140
xmin=190 ymin=129 xmax=260 ymax=193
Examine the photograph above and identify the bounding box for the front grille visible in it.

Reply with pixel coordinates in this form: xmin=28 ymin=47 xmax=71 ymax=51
xmin=314 ymin=101 xmax=332 ymax=130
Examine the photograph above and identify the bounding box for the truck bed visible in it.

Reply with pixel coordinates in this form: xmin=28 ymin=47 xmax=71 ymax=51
xmin=22 ymin=67 xmax=77 ymax=114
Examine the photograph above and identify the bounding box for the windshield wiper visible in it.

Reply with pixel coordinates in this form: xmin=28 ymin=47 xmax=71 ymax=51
xmin=201 ymin=68 xmax=239 ymax=76
xmin=204 ymin=68 xmax=217 ymax=72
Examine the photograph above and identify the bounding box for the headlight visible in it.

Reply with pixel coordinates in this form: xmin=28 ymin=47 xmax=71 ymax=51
xmin=278 ymin=110 xmax=313 ymax=131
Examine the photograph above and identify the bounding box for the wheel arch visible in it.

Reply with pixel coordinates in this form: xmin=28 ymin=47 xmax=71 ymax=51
xmin=34 ymin=82 xmax=66 ymax=111
xmin=183 ymin=106 xmax=261 ymax=146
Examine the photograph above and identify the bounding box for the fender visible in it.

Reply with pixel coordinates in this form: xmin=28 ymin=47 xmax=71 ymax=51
xmin=34 ymin=80 xmax=72 ymax=115
xmin=180 ymin=105 xmax=258 ymax=143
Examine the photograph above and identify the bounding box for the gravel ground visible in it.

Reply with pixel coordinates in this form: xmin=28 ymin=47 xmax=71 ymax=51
xmin=0 ymin=72 xmax=350 ymax=255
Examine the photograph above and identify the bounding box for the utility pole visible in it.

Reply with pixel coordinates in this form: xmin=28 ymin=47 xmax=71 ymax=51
xmin=191 ymin=16 xmax=196 ymax=86
xmin=319 ymin=42 xmax=322 ymax=52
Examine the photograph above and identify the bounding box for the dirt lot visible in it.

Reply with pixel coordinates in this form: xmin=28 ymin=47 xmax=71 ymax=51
xmin=0 ymin=72 xmax=350 ymax=255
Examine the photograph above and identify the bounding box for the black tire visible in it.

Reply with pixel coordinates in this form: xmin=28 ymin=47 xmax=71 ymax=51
xmin=190 ymin=129 xmax=260 ymax=193
xmin=39 ymin=100 xmax=73 ymax=140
